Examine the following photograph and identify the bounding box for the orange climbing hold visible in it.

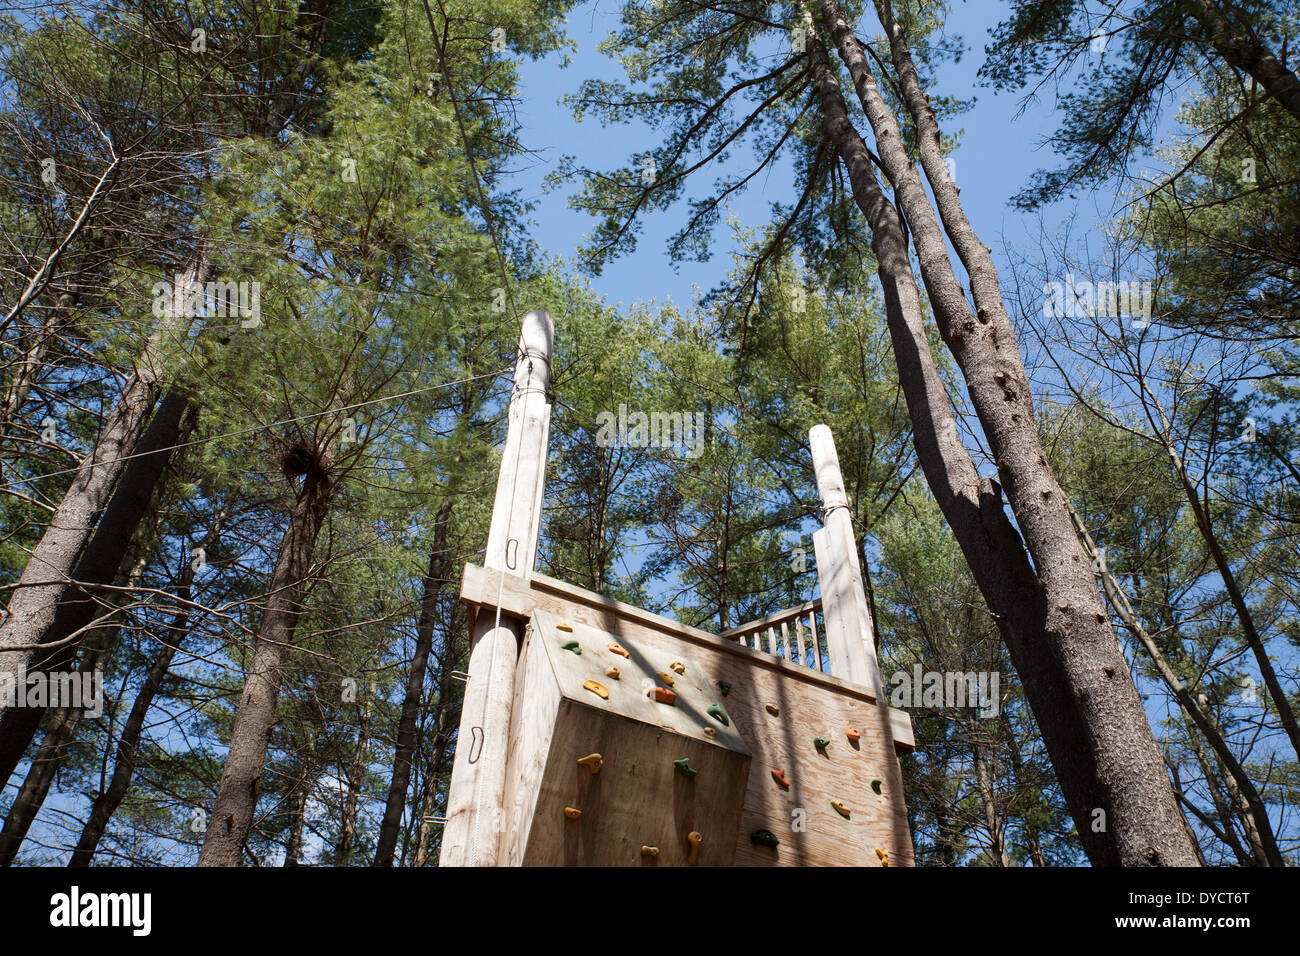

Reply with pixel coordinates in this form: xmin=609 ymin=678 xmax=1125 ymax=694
xmin=641 ymin=845 xmax=659 ymax=857
xmin=649 ymin=687 xmax=677 ymax=705
xmin=564 ymin=807 xmax=582 ymax=819
xmin=846 ymin=728 xmax=861 ymax=742
xmin=686 ymin=831 xmax=703 ymax=864
xmin=608 ymin=641 xmax=630 ymax=658
xmin=765 ymin=704 xmax=780 ymax=716
xmin=770 ymin=769 xmax=791 ymax=789
xmin=577 ymin=753 xmax=604 ymax=775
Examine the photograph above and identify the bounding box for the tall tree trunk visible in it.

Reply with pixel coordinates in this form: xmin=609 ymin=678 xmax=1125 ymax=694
xmin=197 ymin=467 xmax=333 ymax=866
xmin=0 ymin=387 xmax=192 ymax=787
xmin=336 ymin=693 xmax=371 ymax=865
xmin=0 ymin=251 xmax=203 ymax=712
xmin=282 ymin=782 xmax=308 ymax=867
xmin=1186 ymin=0 xmax=1300 ymax=123
xmin=67 ymin=511 xmax=220 ymax=867
xmin=372 ymin=499 xmax=452 ymax=866
xmin=806 ymin=22 xmax=1196 ymax=864
xmin=971 ymin=730 xmax=1010 ymax=866
xmin=0 ymin=555 xmax=139 ymax=866
xmin=413 ymin=633 xmax=463 ymax=868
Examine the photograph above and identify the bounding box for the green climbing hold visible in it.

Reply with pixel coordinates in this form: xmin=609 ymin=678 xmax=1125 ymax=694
xmin=674 ymin=757 xmax=698 ymax=779
xmin=871 ymin=778 xmax=883 ymax=795
xmin=561 ymin=639 xmax=581 ymax=654
xmin=814 ymin=736 xmax=830 ymax=750
xmin=707 ymin=704 xmax=730 ymax=726
xmin=749 ymin=829 xmax=780 ymax=848
xmin=717 ymin=680 xmax=731 ymax=696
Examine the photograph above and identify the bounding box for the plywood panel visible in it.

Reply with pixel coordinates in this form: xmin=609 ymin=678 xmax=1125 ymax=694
xmin=461 ymin=564 xmax=914 ymax=753
xmin=470 ymin=566 xmax=916 ymax=867
xmin=524 ymin=701 xmax=750 ymax=866
xmin=506 ymin=610 xmax=750 ymax=866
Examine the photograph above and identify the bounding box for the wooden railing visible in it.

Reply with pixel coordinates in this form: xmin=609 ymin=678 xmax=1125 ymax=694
xmin=719 ymin=600 xmax=828 ymax=674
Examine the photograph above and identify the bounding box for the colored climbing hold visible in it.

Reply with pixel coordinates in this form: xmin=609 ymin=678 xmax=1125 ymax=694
xmin=605 ymin=666 xmax=620 ymax=680
xmin=674 ymin=757 xmax=698 ymax=779
xmin=831 ymin=799 xmax=851 ymax=819
xmin=717 ymin=680 xmax=731 ymax=696
xmin=770 ymin=768 xmax=791 ymax=789
xmin=670 ymin=661 xmax=685 ymax=675
xmin=765 ymin=704 xmax=779 ymax=716
xmin=561 ymin=639 xmax=581 ymax=655
xmin=871 ymin=778 xmax=882 ymax=795
xmin=686 ymin=831 xmax=703 ymax=864
xmin=649 ymin=687 xmax=677 ymax=705
xmin=658 ymin=671 xmax=676 ymax=687
xmin=749 ymin=829 xmax=780 ymax=848
xmin=701 ymin=727 xmax=717 ymax=739
xmin=846 ymin=728 xmax=861 ymax=743
xmin=814 ymin=736 xmax=830 ymax=751
xmin=608 ymin=641 xmax=630 ymax=658
xmin=557 ymin=623 xmax=574 ymax=632
xmin=564 ymin=807 xmax=582 ymax=819
xmin=583 ymin=679 xmax=609 ymax=700
xmin=876 ymin=847 xmax=889 ymax=867
xmin=577 ymin=753 xmax=604 ymax=775
xmin=641 ymin=845 xmax=660 ymax=857
xmin=707 ymin=704 xmax=729 ymax=726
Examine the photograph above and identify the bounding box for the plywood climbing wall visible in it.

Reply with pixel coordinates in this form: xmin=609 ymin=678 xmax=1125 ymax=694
xmin=476 ymin=567 xmax=915 ymax=867
xmin=500 ymin=609 xmax=751 ymax=866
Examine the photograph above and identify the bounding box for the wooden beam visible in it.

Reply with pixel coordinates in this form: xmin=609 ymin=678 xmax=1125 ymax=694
xmin=810 ymin=424 xmax=884 ymax=698
xmin=440 ymin=310 xmax=553 ymax=867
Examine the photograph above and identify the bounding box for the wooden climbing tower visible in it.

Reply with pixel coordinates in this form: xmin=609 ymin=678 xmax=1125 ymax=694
xmin=439 ymin=310 xmax=915 ymax=867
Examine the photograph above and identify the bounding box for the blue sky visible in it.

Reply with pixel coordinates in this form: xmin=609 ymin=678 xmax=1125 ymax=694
xmin=508 ymin=0 xmax=1100 ymax=317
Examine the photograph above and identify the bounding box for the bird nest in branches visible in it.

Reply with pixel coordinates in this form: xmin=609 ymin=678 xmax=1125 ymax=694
xmin=275 ymin=437 xmax=331 ymax=481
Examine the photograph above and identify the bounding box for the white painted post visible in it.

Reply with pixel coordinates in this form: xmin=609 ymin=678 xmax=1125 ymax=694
xmin=810 ymin=424 xmax=883 ymax=698
xmin=439 ymin=310 xmax=553 ymax=867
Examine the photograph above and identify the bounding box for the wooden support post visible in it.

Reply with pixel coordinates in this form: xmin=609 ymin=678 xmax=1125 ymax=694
xmin=810 ymin=424 xmax=883 ymax=697
xmin=439 ymin=310 xmax=553 ymax=867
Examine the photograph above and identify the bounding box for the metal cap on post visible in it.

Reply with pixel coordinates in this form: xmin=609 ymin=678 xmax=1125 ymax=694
xmin=809 ymin=424 xmax=883 ymax=698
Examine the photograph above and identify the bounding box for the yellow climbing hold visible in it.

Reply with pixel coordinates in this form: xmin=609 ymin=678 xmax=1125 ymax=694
xmin=765 ymin=704 xmax=780 ymax=716
xmin=583 ymin=679 xmax=609 ymax=700
xmin=876 ymin=847 xmax=889 ymax=867
xmin=577 ymin=753 xmax=604 ymax=775
xmin=686 ymin=831 xmax=703 ymax=864
xmin=831 ymin=799 xmax=851 ymax=819
xmin=641 ymin=845 xmax=659 ymax=857
xmin=669 ymin=661 xmax=685 ymax=675
xmin=564 ymin=807 xmax=582 ymax=819
xmin=557 ymin=622 xmax=573 ymax=632
xmin=701 ymin=726 xmax=717 ymax=739
xmin=605 ymin=665 xmax=621 ymax=679
xmin=658 ymin=671 xmax=676 ymax=687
